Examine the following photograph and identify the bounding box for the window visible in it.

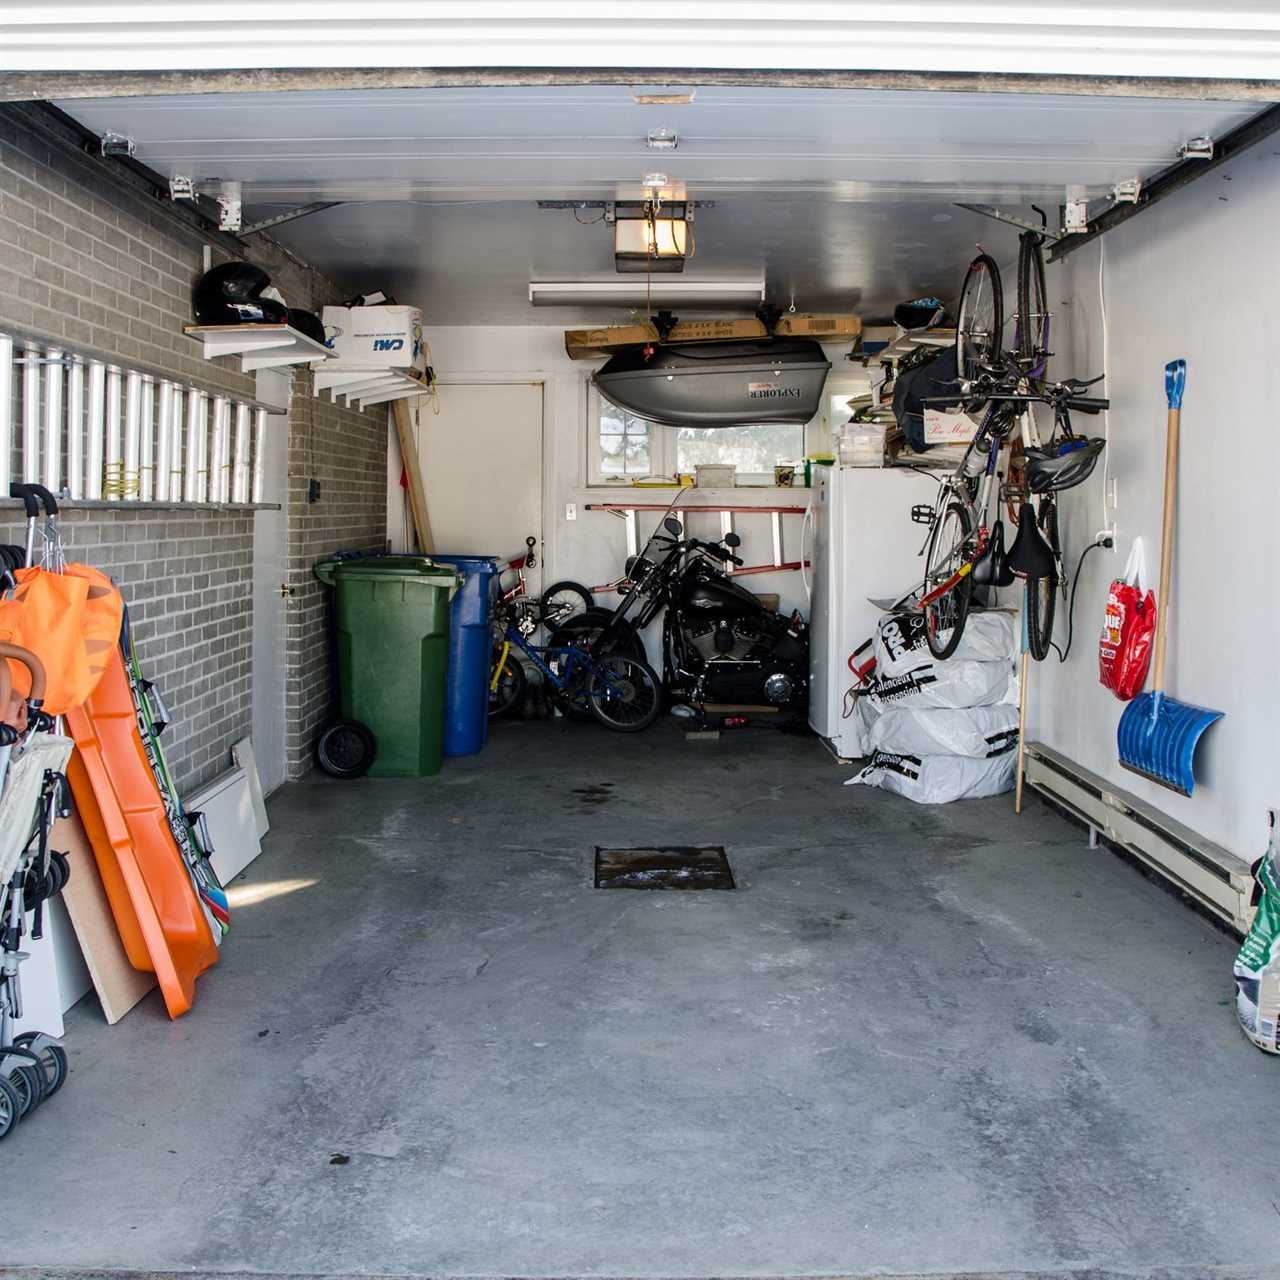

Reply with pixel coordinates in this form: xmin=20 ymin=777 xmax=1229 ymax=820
xmin=598 ymin=403 xmax=652 ymax=479
xmin=589 ymin=391 xmax=808 ymax=486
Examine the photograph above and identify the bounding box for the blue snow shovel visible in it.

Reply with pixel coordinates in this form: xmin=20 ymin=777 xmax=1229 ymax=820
xmin=1117 ymin=360 xmax=1223 ymax=796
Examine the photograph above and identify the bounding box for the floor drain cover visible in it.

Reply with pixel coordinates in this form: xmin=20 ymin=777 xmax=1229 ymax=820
xmin=594 ymin=846 xmax=735 ymax=891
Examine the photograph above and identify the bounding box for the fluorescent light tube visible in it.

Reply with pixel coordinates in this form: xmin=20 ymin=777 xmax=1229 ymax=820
xmin=528 ymin=280 xmax=765 ymax=308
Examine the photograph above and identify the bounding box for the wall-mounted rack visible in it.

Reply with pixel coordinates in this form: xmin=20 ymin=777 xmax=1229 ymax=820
xmin=183 ymin=324 xmax=332 ymax=372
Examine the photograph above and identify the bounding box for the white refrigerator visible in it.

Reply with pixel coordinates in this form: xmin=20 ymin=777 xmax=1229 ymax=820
xmin=805 ymin=463 xmax=939 ymax=759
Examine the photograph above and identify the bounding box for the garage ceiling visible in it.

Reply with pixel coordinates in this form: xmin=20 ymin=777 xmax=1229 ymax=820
xmin=55 ymin=85 xmax=1266 ymax=324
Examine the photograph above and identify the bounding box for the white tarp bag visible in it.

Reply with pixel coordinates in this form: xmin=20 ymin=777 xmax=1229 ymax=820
xmin=863 ymin=658 xmax=1014 ymax=711
xmin=841 ymin=693 xmax=880 ymax=758
xmin=868 ymin=703 xmax=1019 ymax=759
xmin=845 ymin=745 xmax=1016 ymax=804
xmin=874 ymin=608 xmax=1017 ymax=677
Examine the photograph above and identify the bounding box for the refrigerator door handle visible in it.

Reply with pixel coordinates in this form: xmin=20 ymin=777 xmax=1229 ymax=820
xmin=800 ymin=499 xmax=815 ymax=603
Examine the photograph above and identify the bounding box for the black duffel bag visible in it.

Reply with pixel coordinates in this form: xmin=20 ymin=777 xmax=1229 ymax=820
xmin=892 ymin=344 xmax=962 ymax=453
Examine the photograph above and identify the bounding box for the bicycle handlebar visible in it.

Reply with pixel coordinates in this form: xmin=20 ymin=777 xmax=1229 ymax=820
xmin=1064 ymin=396 xmax=1109 ymax=414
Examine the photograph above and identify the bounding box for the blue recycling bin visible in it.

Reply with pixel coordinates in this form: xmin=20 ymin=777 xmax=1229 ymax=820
xmin=426 ymin=554 xmax=501 ymax=757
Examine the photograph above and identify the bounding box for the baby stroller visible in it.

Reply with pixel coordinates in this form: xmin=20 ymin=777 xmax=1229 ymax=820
xmin=0 ymin=638 xmax=73 ymax=1138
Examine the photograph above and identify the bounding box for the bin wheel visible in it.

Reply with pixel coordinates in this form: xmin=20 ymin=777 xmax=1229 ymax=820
xmin=0 ymin=1074 xmax=20 ymax=1140
xmin=315 ymin=720 xmax=377 ymax=780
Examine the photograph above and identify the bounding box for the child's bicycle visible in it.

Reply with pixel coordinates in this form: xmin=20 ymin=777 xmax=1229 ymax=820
xmin=488 ymin=597 xmax=662 ymax=732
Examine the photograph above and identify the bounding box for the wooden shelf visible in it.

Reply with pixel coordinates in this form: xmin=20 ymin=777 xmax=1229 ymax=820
xmin=311 ymin=365 xmax=430 ymax=409
xmin=183 ymin=324 xmax=332 ymax=372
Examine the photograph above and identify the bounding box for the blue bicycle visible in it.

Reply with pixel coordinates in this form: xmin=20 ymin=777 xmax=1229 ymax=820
xmin=490 ymin=598 xmax=662 ymax=733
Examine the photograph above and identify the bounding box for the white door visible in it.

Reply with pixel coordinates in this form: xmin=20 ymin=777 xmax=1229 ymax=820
xmin=418 ymin=382 xmax=544 ymax=583
xmin=251 ymin=367 xmax=291 ymax=795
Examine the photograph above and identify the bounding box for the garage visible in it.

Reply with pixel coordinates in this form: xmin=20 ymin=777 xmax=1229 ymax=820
xmin=0 ymin=7 xmax=1278 ymax=1277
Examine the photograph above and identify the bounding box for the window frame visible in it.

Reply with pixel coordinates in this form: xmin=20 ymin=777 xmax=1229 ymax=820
xmin=586 ymin=384 xmax=816 ymax=489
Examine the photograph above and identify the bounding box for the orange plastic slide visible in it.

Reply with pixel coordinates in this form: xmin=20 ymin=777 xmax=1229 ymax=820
xmin=65 ymin=647 xmax=218 ymax=1019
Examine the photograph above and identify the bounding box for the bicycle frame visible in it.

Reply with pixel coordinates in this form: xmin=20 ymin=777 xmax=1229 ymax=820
xmin=497 ymin=620 xmax=631 ymax=707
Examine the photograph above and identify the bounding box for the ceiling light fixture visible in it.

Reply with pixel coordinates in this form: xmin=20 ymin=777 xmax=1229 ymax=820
xmin=528 ymin=279 xmax=765 ymax=308
xmin=646 ymin=128 xmax=678 ymax=151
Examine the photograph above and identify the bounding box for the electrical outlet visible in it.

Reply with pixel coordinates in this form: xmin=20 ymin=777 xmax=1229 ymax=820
xmin=565 ymin=502 xmax=577 ymax=521
xmin=1095 ymin=527 xmax=1117 ymax=549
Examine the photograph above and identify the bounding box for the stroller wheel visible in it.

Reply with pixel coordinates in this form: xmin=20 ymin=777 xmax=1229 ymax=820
xmin=0 ymin=1074 xmax=20 ymax=1139
xmin=315 ymin=720 xmax=377 ymax=780
xmin=3 ymin=1058 xmax=44 ymax=1117
xmin=14 ymin=1034 xmax=68 ymax=1097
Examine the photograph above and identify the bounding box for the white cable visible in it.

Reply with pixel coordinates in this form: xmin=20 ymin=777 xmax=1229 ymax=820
xmin=1098 ymin=236 xmax=1111 ymax=530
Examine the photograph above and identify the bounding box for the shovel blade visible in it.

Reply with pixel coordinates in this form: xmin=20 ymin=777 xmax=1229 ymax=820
xmin=1117 ymin=691 xmax=1224 ymax=796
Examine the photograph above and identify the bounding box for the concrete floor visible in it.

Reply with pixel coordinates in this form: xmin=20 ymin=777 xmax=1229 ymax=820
xmin=3 ymin=720 xmax=1278 ymax=1280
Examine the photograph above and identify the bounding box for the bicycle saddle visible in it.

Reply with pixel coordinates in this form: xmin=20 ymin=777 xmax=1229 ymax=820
xmin=1007 ymin=505 xmax=1056 ymax=579
xmin=971 ymin=518 xmax=1016 ymax=589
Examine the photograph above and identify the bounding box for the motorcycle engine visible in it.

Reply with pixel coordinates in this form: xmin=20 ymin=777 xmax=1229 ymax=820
xmin=687 ymin=618 xmax=763 ymax=663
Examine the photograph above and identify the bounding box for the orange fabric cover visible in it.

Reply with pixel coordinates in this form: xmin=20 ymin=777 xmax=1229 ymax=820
xmin=0 ymin=564 xmax=123 ymax=713
xmin=64 ymin=646 xmax=217 ymax=1019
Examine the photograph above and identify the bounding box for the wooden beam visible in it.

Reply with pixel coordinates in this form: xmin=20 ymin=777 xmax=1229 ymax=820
xmin=392 ymin=397 xmax=434 ymax=554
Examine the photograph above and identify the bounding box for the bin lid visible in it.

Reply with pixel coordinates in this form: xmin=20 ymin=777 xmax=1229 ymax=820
xmin=425 ymin=554 xmax=501 ymax=573
xmin=315 ymin=556 xmax=459 ymax=589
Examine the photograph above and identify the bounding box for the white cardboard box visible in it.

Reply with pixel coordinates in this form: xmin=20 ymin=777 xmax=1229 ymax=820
xmin=321 ymin=305 xmax=425 ymax=372
xmin=923 ymin=406 xmax=982 ymax=444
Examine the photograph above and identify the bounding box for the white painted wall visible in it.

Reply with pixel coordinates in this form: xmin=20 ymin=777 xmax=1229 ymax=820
xmin=388 ymin=328 xmax=861 ymax=658
xmin=1033 ymin=143 xmax=1280 ymax=861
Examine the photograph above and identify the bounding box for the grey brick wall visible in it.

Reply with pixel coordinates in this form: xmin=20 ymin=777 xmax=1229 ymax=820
xmin=284 ymin=377 xmax=388 ymax=779
xmin=0 ymin=507 xmax=253 ymax=794
xmin=0 ymin=106 xmax=388 ymax=790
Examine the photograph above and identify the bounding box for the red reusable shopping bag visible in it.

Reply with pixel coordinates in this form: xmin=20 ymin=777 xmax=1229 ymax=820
xmin=1099 ymin=539 xmax=1156 ymax=701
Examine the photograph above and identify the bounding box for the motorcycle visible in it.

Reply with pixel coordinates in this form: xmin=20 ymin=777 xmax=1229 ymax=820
xmin=586 ymin=502 xmax=810 ymax=721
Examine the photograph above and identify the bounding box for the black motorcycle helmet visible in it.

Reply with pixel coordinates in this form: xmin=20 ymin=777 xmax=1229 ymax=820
xmin=287 ymin=307 xmax=327 ymax=346
xmin=192 ymin=262 xmax=288 ymax=326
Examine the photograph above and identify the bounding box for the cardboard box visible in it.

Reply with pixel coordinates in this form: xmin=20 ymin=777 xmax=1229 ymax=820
xmin=774 ymin=313 xmax=862 ymax=340
xmin=565 ymin=313 xmax=862 ymax=358
xmin=924 ymin=406 xmax=982 ymax=444
xmin=321 ymin=305 xmax=425 ymax=372
xmin=565 ymin=317 xmax=767 ymax=359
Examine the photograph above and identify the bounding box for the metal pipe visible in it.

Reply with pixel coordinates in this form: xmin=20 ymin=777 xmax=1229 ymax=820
xmin=139 ymin=377 xmax=155 ymax=501
xmin=209 ymin=396 xmax=228 ymax=503
xmin=123 ymin=370 xmax=141 ymax=500
xmin=231 ymin=402 xmax=250 ymax=503
xmin=65 ymin=358 xmax=84 ymax=500
xmin=104 ymin=367 xmax=123 ymax=500
xmin=251 ymin=408 xmax=267 ymax=503
xmin=0 ymin=334 xmax=12 ymax=495
xmin=22 ymin=344 xmax=40 ymax=483
xmin=155 ymin=381 xmax=174 ymax=502
xmin=184 ymin=389 xmax=204 ymax=503
xmin=169 ymin=389 xmax=184 ymax=502
xmin=41 ymin=347 xmax=63 ymax=493
xmin=85 ymin=362 xmax=105 ymax=500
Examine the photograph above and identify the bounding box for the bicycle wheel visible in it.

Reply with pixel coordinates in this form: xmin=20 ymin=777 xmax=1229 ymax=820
xmin=921 ymin=501 xmax=975 ymax=660
xmin=588 ymin=655 xmax=663 ymax=733
xmin=1016 ymin=232 xmax=1049 ymax=372
xmin=955 ymin=253 xmax=1003 ymax=383
xmin=540 ymin=580 xmax=594 ymax=630
xmin=1026 ymin=499 xmax=1059 ymax=661
xmin=488 ymin=646 xmax=526 ymax=718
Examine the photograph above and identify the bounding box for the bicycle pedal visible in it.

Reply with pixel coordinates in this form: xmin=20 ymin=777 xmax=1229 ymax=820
xmin=999 ymin=482 xmax=1028 ymax=504
xmin=910 ymin=504 xmax=936 ymax=527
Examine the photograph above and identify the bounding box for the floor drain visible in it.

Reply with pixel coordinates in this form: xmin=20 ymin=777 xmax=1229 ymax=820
xmin=594 ymin=846 xmax=735 ymax=891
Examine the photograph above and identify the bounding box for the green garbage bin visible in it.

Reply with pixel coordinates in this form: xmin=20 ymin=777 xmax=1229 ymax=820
xmin=314 ymin=556 xmax=459 ymax=777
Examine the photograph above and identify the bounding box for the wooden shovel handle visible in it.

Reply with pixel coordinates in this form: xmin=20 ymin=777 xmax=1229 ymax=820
xmin=0 ymin=641 xmax=47 ymax=702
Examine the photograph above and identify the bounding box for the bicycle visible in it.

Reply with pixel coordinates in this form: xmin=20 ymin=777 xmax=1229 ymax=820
xmin=916 ymin=228 xmax=1108 ymax=660
xmin=488 ymin=596 xmax=662 ymax=733
xmin=488 ymin=537 xmax=597 ymax=716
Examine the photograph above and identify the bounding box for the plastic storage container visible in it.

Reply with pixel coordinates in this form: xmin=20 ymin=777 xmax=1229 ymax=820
xmin=420 ymin=554 xmax=501 ymax=757
xmin=313 ymin=556 xmax=458 ymax=777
